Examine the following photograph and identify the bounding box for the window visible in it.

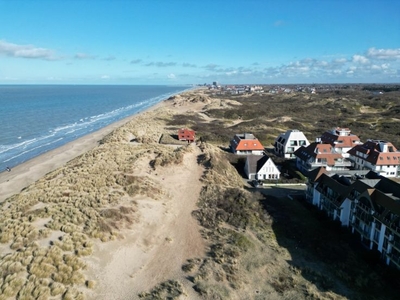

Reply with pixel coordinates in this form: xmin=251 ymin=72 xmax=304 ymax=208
xmin=299 ymin=140 xmax=306 ymax=146
xmin=290 ymin=140 xmax=298 ymax=146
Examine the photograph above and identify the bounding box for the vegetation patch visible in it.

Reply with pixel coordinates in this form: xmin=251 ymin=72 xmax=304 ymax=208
xmin=138 ymin=280 xmax=184 ymax=300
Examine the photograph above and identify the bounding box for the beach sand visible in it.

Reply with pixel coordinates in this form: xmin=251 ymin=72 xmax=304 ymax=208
xmin=0 ymin=101 xmax=167 ymax=203
xmin=0 ymin=88 xmax=210 ymax=299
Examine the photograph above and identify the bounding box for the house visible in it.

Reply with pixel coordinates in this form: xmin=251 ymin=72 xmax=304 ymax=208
xmin=244 ymin=155 xmax=280 ymax=180
xmin=294 ymin=142 xmax=351 ymax=173
xmin=305 ymin=166 xmax=328 ymax=205
xmin=307 ymin=169 xmax=400 ymax=269
xmin=348 ymin=140 xmax=400 ymax=177
xmin=320 ymin=127 xmax=362 ymax=158
xmin=178 ymin=128 xmax=195 ymax=142
xmin=274 ymin=129 xmax=310 ymax=159
xmin=230 ymin=133 xmax=264 ymax=155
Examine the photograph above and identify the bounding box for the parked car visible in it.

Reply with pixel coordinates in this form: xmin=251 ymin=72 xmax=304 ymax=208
xmin=252 ymin=180 xmax=260 ymax=187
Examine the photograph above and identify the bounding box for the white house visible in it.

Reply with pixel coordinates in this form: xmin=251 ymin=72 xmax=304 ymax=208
xmin=274 ymin=129 xmax=310 ymax=159
xmin=348 ymin=140 xmax=400 ymax=177
xmin=320 ymin=127 xmax=362 ymax=158
xmin=244 ymin=155 xmax=280 ymax=180
xmin=294 ymin=142 xmax=351 ymax=173
xmin=230 ymin=133 xmax=265 ymax=155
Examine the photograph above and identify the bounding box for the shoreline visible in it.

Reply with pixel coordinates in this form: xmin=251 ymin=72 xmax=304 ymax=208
xmin=0 ymin=98 xmax=168 ymax=202
xmin=0 ymin=86 xmax=208 ymax=299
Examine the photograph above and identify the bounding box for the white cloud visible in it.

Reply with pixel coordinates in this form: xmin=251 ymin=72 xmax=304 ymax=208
xmin=352 ymin=55 xmax=369 ymax=64
xmin=167 ymin=73 xmax=176 ymax=79
xmin=366 ymin=47 xmax=400 ymax=60
xmin=0 ymin=40 xmax=56 ymax=60
xmin=101 ymin=75 xmax=110 ymax=79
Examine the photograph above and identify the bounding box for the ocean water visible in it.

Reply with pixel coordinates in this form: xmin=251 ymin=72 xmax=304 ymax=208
xmin=0 ymin=85 xmax=189 ymax=172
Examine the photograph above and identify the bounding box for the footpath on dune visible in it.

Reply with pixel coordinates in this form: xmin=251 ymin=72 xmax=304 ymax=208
xmin=85 ymin=143 xmax=205 ymax=299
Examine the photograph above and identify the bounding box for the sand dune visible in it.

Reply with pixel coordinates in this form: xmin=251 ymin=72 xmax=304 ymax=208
xmin=0 ymin=89 xmax=209 ymax=299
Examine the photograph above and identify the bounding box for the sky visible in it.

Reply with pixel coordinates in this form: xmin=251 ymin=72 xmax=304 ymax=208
xmin=0 ymin=0 xmax=399 ymax=85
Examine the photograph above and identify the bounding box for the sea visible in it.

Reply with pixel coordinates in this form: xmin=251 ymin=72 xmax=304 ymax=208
xmin=0 ymin=85 xmax=190 ymax=172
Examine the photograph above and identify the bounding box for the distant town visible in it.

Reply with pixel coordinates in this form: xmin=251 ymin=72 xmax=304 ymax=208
xmin=198 ymin=82 xmax=400 ymax=95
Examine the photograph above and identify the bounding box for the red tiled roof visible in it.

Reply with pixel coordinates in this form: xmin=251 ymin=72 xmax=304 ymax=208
xmin=320 ymin=131 xmax=361 ymax=148
xmin=178 ymin=128 xmax=195 ymax=141
xmin=294 ymin=142 xmax=342 ymax=166
xmin=230 ymin=134 xmax=264 ymax=151
xmin=348 ymin=140 xmax=400 ymax=165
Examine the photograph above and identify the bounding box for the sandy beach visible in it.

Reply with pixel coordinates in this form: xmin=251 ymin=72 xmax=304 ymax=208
xmin=2 ymin=86 xmax=400 ymax=300
xmin=0 ymin=100 xmax=167 ymax=203
xmin=0 ymin=89 xmax=209 ymax=299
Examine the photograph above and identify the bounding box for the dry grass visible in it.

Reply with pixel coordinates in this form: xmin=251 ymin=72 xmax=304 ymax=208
xmin=0 ymin=123 xmax=172 ymax=298
xmin=2 ymin=87 xmax=400 ymax=299
xmin=138 ymin=280 xmax=184 ymax=300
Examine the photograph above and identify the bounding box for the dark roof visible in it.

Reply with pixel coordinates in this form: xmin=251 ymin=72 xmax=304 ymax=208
xmin=348 ymin=140 xmax=400 ymax=165
xmin=246 ymin=155 xmax=272 ymax=174
xmin=294 ymin=142 xmax=342 ymax=165
xmin=315 ymin=173 xmax=350 ymax=206
xmin=320 ymin=130 xmax=361 ymax=148
xmin=307 ymin=167 xmax=327 ymax=183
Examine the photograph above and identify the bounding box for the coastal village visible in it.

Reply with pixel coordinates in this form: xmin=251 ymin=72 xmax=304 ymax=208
xmin=1 ymin=85 xmax=400 ymax=299
xmin=180 ymin=122 xmax=400 ymax=270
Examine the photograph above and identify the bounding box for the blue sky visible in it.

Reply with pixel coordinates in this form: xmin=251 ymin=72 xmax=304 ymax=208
xmin=0 ymin=0 xmax=399 ymax=84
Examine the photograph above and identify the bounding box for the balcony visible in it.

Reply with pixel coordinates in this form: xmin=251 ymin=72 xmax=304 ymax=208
xmin=353 ymin=223 xmax=371 ymax=237
xmin=390 ymin=239 xmax=400 ymax=252
xmin=388 ymin=252 xmax=400 ymax=269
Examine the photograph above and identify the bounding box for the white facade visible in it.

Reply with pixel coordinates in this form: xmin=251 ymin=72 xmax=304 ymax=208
xmin=348 ymin=140 xmax=400 ymax=178
xmin=352 ymin=157 xmax=399 ymax=177
xmin=309 ymin=172 xmax=400 ymax=269
xmin=274 ymin=129 xmax=310 ymax=159
xmin=244 ymin=155 xmax=280 ymax=180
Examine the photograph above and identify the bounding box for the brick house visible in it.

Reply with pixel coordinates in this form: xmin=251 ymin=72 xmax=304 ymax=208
xmin=178 ymin=128 xmax=195 ymax=142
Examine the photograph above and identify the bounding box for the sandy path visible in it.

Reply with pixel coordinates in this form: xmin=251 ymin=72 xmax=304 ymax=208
xmin=85 ymin=144 xmax=205 ymax=299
